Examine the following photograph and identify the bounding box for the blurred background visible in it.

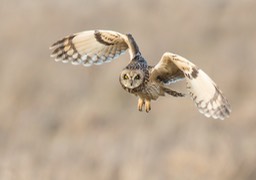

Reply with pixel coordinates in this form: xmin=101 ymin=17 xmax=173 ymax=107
xmin=0 ymin=0 xmax=256 ymax=179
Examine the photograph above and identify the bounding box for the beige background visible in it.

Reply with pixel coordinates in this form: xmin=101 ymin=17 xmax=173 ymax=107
xmin=0 ymin=0 xmax=256 ymax=179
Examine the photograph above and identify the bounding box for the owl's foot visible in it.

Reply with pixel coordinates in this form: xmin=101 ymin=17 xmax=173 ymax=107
xmin=137 ymin=98 xmax=151 ymax=113
xmin=138 ymin=98 xmax=144 ymax=111
xmin=145 ymin=99 xmax=151 ymax=113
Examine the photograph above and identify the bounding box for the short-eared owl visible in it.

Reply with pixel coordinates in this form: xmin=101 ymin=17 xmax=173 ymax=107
xmin=50 ymin=30 xmax=231 ymax=120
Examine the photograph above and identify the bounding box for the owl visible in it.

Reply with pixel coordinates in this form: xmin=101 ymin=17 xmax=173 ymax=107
xmin=50 ymin=30 xmax=231 ymax=120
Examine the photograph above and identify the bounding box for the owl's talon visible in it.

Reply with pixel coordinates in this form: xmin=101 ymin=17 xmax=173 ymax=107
xmin=138 ymin=98 xmax=144 ymax=112
xmin=145 ymin=100 xmax=151 ymax=113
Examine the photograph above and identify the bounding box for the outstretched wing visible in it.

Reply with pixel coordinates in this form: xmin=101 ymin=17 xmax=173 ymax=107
xmin=152 ymin=52 xmax=231 ymax=120
xmin=50 ymin=30 xmax=132 ymax=67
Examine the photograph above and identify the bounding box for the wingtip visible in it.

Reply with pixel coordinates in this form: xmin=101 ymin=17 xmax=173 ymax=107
xmin=49 ymin=41 xmax=59 ymax=50
xmin=208 ymin=105 xmax=231 ymax=120
xmin=50 ymin=53 xmax=56 ymax=58
xmin=197 ymin=100 xmax=231 ymax=120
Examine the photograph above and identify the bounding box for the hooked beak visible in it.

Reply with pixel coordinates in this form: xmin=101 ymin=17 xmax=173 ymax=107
xmin=129 ymin=80 xmax=133 ymax=87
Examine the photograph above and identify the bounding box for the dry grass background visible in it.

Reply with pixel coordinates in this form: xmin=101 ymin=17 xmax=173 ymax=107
xmin=0 ymin=0 xmax=256 ymax=179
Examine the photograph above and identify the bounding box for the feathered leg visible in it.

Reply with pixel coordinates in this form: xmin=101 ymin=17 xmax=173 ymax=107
xmin=137 ymin=98 xmax=144 ymax=111
xmin=137 ymin=98 xmax=151 ymax=112
xmin=145 ymin=99 xmax=151 ymax=113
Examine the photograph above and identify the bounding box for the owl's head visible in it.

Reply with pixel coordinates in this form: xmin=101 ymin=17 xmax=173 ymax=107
xmin=119 ymin=69 xmax=145 ymax=89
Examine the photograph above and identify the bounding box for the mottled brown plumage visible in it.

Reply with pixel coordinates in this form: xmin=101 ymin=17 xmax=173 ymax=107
xmin=50 ymin=29 xmax=231 ymax=120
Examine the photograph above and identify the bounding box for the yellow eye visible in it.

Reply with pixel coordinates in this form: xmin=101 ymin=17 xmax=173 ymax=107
xmin=123 ymin=74 xmax=129 ymax=80
xmin=135 ymin=74 xmax=141 ymax=80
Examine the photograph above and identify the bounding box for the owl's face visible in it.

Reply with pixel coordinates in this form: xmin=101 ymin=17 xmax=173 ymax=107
xmin=120 ymin=69 xmax=144 ymax=89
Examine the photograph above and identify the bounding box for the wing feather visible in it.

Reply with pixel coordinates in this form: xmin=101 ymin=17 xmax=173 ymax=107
xmin=153 ymin=52 xmax=231 ymax=120
xmin=151 ymin=53 xmax=185 ymax=84
xmin=50 ymin=30 xmax=129 ymax=66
